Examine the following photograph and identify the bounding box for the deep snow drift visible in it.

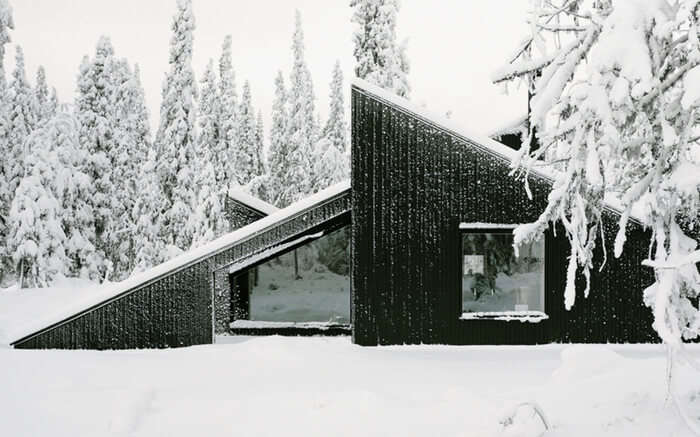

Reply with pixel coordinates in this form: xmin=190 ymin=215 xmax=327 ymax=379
xmin=1 ymin=337 xmax=700 ymax=436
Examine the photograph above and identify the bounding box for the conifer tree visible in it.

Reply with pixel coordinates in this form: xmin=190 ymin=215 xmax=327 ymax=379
xmin=0 ymin=0 xmax=14 ymax=279
xmin=311 ymin=60 xmax=349 ymax=191
xmin=267 ymin=70 xmax=289 ymax=206
xmin=236 ymin=80 xmax=263 ymax=185
xmin=255 ymin=110 xmax=265 ymax=173
xmin=7 ymin=116 xmax=74 ymax=288
xmin=350 ymin=0 xmax=410 ymax=97
xmin=35 ymin=66 xmax=54 ymax=124
xmin=110 ymin=59 xmax=151 ymax=277
xmin=188 ymin=61 xmax=228 ymax=247
xmin=282 ymin=10 xmax=316 ymax=207
xmin=7 ymin=46 xmax=39 ymax=197
xmin=218 ymin=35 xmax=238 ymax=189
xmin=132 ymin=150 xmax=166 ymax=272
xmin=154 ymin=0 xmax=198 ymax=250
xmin=49 ymin=108 xmax=101 ymax=280
xmin=75 ymin=36 xmax=116 ymax=279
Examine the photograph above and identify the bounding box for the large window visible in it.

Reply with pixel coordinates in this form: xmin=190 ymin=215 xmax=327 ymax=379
xmin=244 ymin=226 xmax=350 ymax=324
xmin=461 ymin=228 xmax=545 ymax=317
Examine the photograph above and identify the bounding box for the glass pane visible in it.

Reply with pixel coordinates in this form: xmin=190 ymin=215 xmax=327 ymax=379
xmin=461 ymin=232 xmax=544 ymax=314
xmin=249 ymin=226 xmax=350 ymax=323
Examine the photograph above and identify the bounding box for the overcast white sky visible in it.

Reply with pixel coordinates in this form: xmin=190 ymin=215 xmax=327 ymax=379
xmin=6 ymin=0 xmax=530 ymax=137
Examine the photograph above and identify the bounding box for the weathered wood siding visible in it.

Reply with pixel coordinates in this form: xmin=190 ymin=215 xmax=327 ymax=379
xmin=351 ymin=85 xmax=656 ymax=346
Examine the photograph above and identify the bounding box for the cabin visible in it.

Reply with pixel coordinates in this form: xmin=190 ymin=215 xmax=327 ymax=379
xmin=8 ymin=79 xmax=657 ymax=349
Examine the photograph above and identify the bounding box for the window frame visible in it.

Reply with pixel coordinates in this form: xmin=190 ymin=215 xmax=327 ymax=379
xmin=458 ymin=224 xmax=547 ymax=322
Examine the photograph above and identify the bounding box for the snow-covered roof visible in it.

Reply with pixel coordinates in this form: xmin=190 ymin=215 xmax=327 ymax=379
xmin=227 ymin=187 xmax=279 ymax=216
xmin=351 ymin=78 xmax=640 ymax=221
xmin=8 ymin=180 xmax=350 ymax=345
xmin=487 ymin=113 xmax=528 ymax=139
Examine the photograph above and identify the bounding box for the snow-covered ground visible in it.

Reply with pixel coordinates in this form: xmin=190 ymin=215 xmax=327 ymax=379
xmin=0 ymin=278 xmax=97 ymax=345
xmin=1 ymin=337 xmax=700 ymax=436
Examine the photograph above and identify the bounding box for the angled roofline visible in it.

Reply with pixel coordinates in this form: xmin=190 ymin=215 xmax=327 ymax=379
xmin=227 ymin=187 xmax=279 ymax=216
xmin=9 ymin=180 xmax=350 ymax=346
xmin=351 ymin=78 xmax=642 ymax=223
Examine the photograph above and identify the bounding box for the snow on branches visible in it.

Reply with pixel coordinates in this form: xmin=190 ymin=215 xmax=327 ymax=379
xmin=500 ymin=0 xmax=700 ymax=349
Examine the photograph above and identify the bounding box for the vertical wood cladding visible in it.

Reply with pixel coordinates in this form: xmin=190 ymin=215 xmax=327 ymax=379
xmin=351 ymin=85 xmax=656 ymax=346
xmin=14 ymin=188 xmax=350 ymax=350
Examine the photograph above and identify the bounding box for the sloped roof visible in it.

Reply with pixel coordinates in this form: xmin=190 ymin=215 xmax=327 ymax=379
xmin=351 ymin=78 xmax=641 ymax=221
xmin=9 ymin=181 xmax=350 ymax=345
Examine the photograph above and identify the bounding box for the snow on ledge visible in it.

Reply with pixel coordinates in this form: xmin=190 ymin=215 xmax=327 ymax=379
xmin=351 ymin=78 xmax=644 ymax=222
xmin=227 ymin=187 xmax=279 ymax=216
xmin=461 ymin=311 xmax=549 ymax=323
xmin=230 ymin=320 xmax=349 ymax=330
xmin=459 ymin=222 xmax=524 ymax=230
xmin=226 ymin=232 xmax=323 ymax=276
xmin=8 ymin=180 xmax=350 ymax=345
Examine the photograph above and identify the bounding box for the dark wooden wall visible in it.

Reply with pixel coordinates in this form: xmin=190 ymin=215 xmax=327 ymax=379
xmin=351 ymin=85 xmax=656 ymax=346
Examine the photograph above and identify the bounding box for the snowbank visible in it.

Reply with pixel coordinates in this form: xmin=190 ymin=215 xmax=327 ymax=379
xmin=1 ymin=338 xmax=699 ymax=436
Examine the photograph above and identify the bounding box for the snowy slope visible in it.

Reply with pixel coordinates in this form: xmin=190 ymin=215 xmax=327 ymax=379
xmin=6 ymin=181 xmax=350 ymax=345
xmin=1 ymin=338 xmax=699 ymax=436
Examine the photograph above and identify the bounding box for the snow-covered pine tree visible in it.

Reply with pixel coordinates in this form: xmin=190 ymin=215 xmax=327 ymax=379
xmin=75 ymin=37 xmax=119 ymax=280
xmin=132 ymin=149 xmax=167 ymax=273
xmin=108 ymin=59 xmax=153 ymax=278
xmin=267 ymin=70 xmax=289 ymax=206
xmin=235 ymin=80 xmax=263 ymax=185
xmin=495 ymin=0 xmax=700 ymax=402
xmin=311 ymin=60 xmax=349 ymax=191
xmin=154 ymin=0 xmax=198 ymax=251
xmin=35 ymin=66 xmax=55 ymax=125
xmin=350 ymin=0 xmax=410 ymax=98
xmin=0 ymin=0 xmax=14 ymax=280
xmin=282 ymin=10 xmax=316 ymax=208
xmin=7 ymin=122 xmax=70 ymax=288
xmin=255 ymin=110 xmax=265 ymax=173
xmin=47 ymin=107 xmax=101 ymax=280
xmin=218 ymin=35 xmax=238 ymax=190
xmin=7 ymin=46 xmax=39 ymax=197
xmin=187 ymin=59 xmax=228 ymax=248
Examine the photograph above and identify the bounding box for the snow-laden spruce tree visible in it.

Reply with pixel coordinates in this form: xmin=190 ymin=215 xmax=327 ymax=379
xmin=281 ymin=11 xmax=316 ymax=208
xmin=350 ymin=0 xmax=410 ymax=98
xmin=132 ymin=150 xmax=167 ymax=273
xmin=235 ymin=80 xmax=263 ymax=185
xmin=75 ymin=36 xmax=117 ymax=279
xmin=7 ymin=121 xmax=70 ymax=288
xmin=312 ymin=60 xmax=350 ymax=191
xmin=255 ymin=110 xmax=265 ymax=172
xmin=0 ymin=0 xmax=14 ymax=280
xmin=47 ymin=108 xmax=101 ymax=280
xmin=154 ymin=0 xmax=198 ymax=250
xmin=109 ymin=59 xmax=152 ymax=278
xmin=218 ymin=35 xmax=238 ymax=189
xmin=267 ymin=70 xmax=289 ymax=206
xmin=35 ymin=66 xmax=55 ymax=125
xmin=187 ymin=59 xmax=228 ymax=248
xmin=495 ymin=0 xmax=700 ymax=405
xmin=7 ymin=46 xmax=39 ymax=196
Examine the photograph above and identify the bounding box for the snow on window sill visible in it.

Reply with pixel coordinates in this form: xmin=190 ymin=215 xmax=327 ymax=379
xmin=460 ymin=311 xmax=548 ymax=323
xmin=230 ymin=320 xmax=350 ymax=330
xmin=458 ymin=222 xmax=522 ymax=230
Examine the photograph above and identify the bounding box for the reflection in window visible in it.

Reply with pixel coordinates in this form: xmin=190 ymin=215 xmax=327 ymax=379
xmin=461 ymin=231 xmax=544 ymax=314
xmin=249 ymin=226 xmax=350 ymax=323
